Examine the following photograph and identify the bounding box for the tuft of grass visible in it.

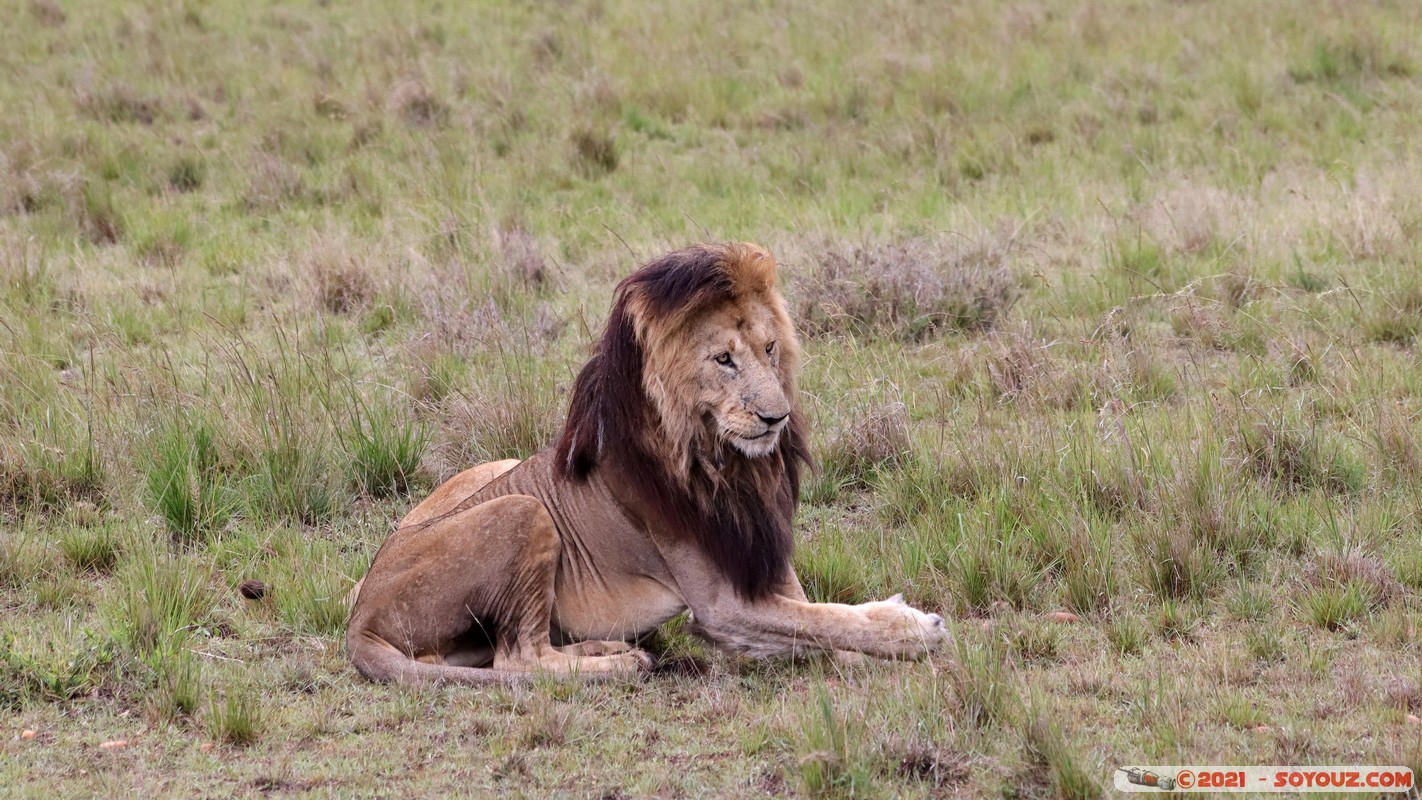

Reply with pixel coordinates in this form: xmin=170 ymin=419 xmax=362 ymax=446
xmin=517 ymin=696 xmax=579 ymax=748
xmin=113 ymin=550 xmax=217 ymax=657
xmin=1061 ymin=523 xmax=1118 ymax=616
xmin=166 ymin=155 xmax=205 ymax=193
xmin=430 ymin=351 xmax=562 ymax=475
xmin=814 ymin=399 xmax=911 ymax=497
xmin=793 ymin=237 xmax=1018 ymax=341
xmin=144 ymin=421 xmax=235 ymax=543
xmin=1108 ymin=231 xmax=1165 ymax=281
xmin=570 ymin=128 xmax=618 ymax=176
xmin=1225 ymin=582 xmax=1276 ymax=621
xmin=248 ymin=442 xmax=339 ymax=526
xmin=58 ymin=524 xmax=121 ymax=573
xmin=342 ymin=400 xmax=428 ymax=498
xmin=77 ymin=82 xmax=160 ymax=124
xmin=208 ymin=684 xmax=265 ymax=746
xmin=1153 ymin=599 xmax=1201 ymax=641
xmin=0 ymin=533 xmax=46 ymax=590
xmin=1362 ymin=287 xmax=1422 ymax=344
xmin=28 ymin=0 xmax=65 ymax=26
xmin=313 ymin=255 xmax=373 ymax=315
xmin=1133 ymin=523 xmax=1222 ymax=601
xmin=1245 ymin=625 xmax=1285 ymax=663
xmin=1237 ymin=416 xmax=1365 ymax=495
xmin=0 ymin=441 xmax=106 ymax=517
xmin=1004 ymin=619 xmax=1060 ymax=664
xmin=495 ymin=223 xmax=550 ymax=289
xmin=885 ymin=739 xmax=970 ymax=790
xmin=1306 ymin=547 xmax=1398 ymax=609
xmin=147 ymin=650 xmax=201 ymax=724
xmin=944 ymin=529 xmax=1035 ymax=614
xmin=1105 ymin=614 xmax=1149 ymax=657
xmin=1300 ymin=581 xmax=1373 ymax=632
xmin=1373 ymin=406 xmax=1421 ymax=477
xmin=75 ymin=179 xmax=124 ymax=244
xmin=875 ymin=450 xmax=989 ymax=526
xmin=388 ymin=78 xmax=448 ymax=127
xmin=1392 ymin=550 xmax=1422 ymax=590
xmin=947 ymin=636 xmax=1015 ymax=729
xmin=1020 ymin=711 xmax=1103 ymax=800
xmin=265 ymin=534 xmax=351 ymax=636
xmin=1370 ymin=607 xmax=1418 ymax=648
xmin=980 ymin=325 xmax=1088 ymax=409
xmin=794 ymin=691 xmax=875 ymax=798
xmin=243 ymin=150 xmax=305 ymax=209
xmin=796 ymin=526 xmax=872 ymax=606
xmin=1216 ymin=693 xmax=1267 ymax=729
xmin=34 ymin=569 xmax=82 ymax=610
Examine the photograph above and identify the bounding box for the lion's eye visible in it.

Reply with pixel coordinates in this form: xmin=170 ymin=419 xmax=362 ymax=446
xmin=765 ymin=341 xmax=776 ymax=355
xmin=714 ymin=352 xmax=734 ymax=366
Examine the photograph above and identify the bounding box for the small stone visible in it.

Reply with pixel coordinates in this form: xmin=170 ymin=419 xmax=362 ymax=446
xmin=1253 ymin=725 xmax=1270 ymax=733
xmin=238 ymin=580 xmax=266 ymax=600
xmin=978 ymin=619 xmax=994 ymax=631
xmin=199 ymin=742 xmax=214 ymax=752
xmin=21 ymin=730 xmax=37 ymax=740
xmin=1044 ymin=611 xmax=1080 ymax=624
xmin=99 ymin=740 xmax=128 ymax=750
xmin=1407 ymin=714 xmax=1420 ymax=725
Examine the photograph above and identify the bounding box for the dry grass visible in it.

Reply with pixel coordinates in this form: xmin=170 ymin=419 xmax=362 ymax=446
xmin=793 ymin=236 xmax=1019 ymax=341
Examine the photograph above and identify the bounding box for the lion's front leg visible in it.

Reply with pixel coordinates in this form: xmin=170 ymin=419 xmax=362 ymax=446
xmin=687 ymin=592 xmax=947 ymax=660
xmin=773 ymin=567 xmax=884 ymax=665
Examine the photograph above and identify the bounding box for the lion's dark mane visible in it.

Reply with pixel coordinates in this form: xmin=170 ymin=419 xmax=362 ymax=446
xmin=553 ymin=247 xmax=810 ymax=600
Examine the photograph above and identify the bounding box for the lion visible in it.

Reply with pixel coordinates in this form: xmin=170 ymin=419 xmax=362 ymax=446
xmin=346 ymin=242 xmax=947 ymax=684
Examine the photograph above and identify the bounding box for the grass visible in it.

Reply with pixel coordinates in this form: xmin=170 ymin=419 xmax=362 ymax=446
xmin=794 ymin=691 xmax=874 ymax=798
xmin=341 ymin=398 xmax=428 ymax=499
xmin=208 ymin=684 xmax=265 ymax=747
xmin=57 ymin=523 xmax=120 ymax=573
xmin=143 ymin=420 xmax=234 ymax=543
xmin=3 ymin=0 xmax=1422 ymax=795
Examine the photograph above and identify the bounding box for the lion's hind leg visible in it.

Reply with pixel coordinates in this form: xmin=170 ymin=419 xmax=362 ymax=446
xmin=488 ymin=497 xmax=649 ymax=676
xmin=348 ymin=494 xmax=648 ymax=685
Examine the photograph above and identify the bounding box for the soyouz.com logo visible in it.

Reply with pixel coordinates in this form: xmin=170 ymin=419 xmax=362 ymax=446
xmin=1115 ymin=766 xmax=1414 ymax=793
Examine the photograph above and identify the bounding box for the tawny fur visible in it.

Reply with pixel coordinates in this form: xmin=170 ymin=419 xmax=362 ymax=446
xmin=345 ymin=243 xmax=946 ymax=686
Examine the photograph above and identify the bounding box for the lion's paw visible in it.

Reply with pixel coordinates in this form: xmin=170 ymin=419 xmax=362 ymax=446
xmin=858 ymin=594 xmax=947 ymax=657
xmin=624 ymin=648 xmax=655 ymax=672
xmin=560 ymin=639 xmax=640 ymax=658
xmin=595 ymin=648 xmax=654 ymax=675
xmin=575 ymin=649 xmax=653 ymax=678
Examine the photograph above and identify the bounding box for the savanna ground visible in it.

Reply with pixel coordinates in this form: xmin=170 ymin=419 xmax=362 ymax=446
xmin=3 ymin=0 xmax=1422 ymax=796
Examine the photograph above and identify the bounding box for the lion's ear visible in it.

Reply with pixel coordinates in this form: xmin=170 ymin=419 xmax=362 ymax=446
xmin=722 ymin=243 xmax=778 ymax=296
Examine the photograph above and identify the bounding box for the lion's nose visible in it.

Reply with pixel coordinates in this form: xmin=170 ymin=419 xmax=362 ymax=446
xmin=757 ymin=411 xmax=789 ymax=427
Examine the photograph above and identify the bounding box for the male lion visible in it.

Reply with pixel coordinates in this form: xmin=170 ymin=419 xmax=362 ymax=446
xmin=346 ymin=243 xmax=946 ymax=684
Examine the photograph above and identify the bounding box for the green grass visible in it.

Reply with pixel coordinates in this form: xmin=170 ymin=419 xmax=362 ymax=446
xmin=143 ymin=420 xmax=235 ymax=543
xmin=207 ymin=683 xmax=265 ymax=747
xmin=56 ymin=523 xmax=120 ymax=573
xmin=794 ymin=691 xmax=875 ymax=798
xmin=3 ymin=0 xmax=1422 ymax=795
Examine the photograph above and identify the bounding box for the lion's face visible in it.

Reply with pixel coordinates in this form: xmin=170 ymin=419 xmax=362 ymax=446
xmin=641 ymin=294 xmax=799 ymax=462
xmin=689 ymin=302 xmax=793 ymax=458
